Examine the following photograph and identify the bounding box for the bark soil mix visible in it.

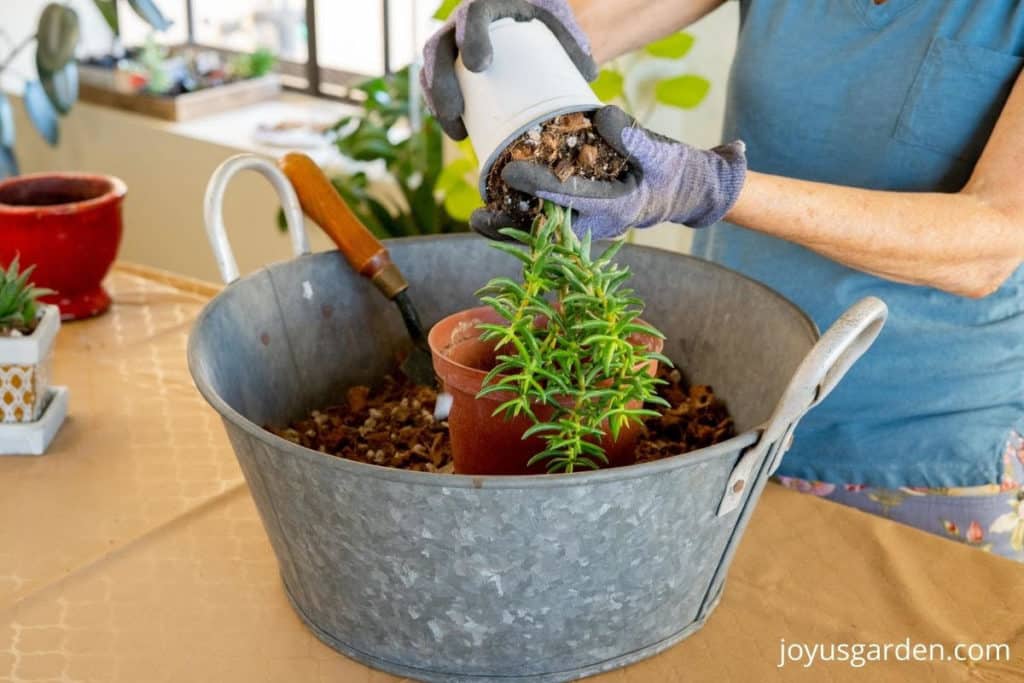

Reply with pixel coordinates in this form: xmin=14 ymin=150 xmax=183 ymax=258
xmin=269 ymin=364 xmax=734 ymax=472
xmin=486 ymin=111 xmax=631 ymax=225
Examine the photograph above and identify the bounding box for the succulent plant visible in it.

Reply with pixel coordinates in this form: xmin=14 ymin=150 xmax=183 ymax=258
xmin=476 ymin=203 xmax=671 ymax=473
xmin=0 ymin=255 xmax=54 ymax=334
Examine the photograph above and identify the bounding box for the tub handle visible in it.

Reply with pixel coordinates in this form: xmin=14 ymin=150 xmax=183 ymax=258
xmin=204 ymin=153 xmax=311 ymax=284
xmin=716 ymin=296 xmax=888 ymax=516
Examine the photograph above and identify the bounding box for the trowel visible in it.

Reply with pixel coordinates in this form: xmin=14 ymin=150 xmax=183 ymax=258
xmin=278 ymin=152 xmax=439 ymax=392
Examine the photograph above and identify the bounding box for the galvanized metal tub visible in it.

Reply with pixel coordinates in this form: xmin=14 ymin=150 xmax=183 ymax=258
xmin=188 ymin=155 xmax=887 ymax=682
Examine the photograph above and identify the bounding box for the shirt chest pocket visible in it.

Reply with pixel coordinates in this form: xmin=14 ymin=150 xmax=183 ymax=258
xmin=894 ymin=37 xmax=1023 ymax=162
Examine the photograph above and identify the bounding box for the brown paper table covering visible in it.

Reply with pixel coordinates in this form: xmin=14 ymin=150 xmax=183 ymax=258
xmin=2 ymin=264 xmax=1022 ymax=682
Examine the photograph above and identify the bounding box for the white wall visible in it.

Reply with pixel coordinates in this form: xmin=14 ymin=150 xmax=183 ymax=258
xmin=1 ymin=1 xmax=117 ymax=76
xmin=623 ymin=2 xmax=739 ymax=253
xmin=1 ymin=2 xmax=739 ymax=282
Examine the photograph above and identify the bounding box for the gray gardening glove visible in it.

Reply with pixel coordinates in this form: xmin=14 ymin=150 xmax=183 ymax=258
xmin=420 ymin=0 xmax=597 ymax=140
xmin=493 ymin=105 xmax=747 ymax=240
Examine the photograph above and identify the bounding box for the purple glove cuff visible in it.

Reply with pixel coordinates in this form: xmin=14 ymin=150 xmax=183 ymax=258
xmin=533 ymin=134 xmax=748 ymax=240
xmin=676 ymin=140 xmax=747 ymax=228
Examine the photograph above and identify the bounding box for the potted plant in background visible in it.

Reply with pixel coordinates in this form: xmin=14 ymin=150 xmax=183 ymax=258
xmin=429 ymin=204 xmax=669 ymax=475
xmin=0 ymin=1 xmax=170 ymax=177
xmin=0 ymin=255 xmax=68 ymax=456
xmin=81 ymin=0 xmax=282 ymax=122
xmin=0 ymin=170 xmax=127 ymax=321
xmin=315 ymin=65 xmax=479 ymax=238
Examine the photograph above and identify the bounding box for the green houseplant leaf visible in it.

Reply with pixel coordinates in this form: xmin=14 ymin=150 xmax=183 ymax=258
xmin=654 ymin=74 xmax=710 ymax=109
xmin=433 ymin=0 xmax=461 ymax=21
xmin=0 ymin=93 xmax=14 ymax=148
xmin=127 ymin=0 xmax=172 ymax=32
xmin=443 ymin=181 xmax=482 ymax=222
xmin=0 ymin=146 xmax=18 ymax=179
xmin=36 ymin=3 xmax=80 ymax=73
xmin=590 ymin=69 xmax=624 ymax=103
xmin=23 ymin=80 xmax=59 ymax=145
xmin=36 ymin=56 xmax=79 ymax=115
xmin=91 ymin=0 xmax=119 ymax=35
xmin=645 ymin=32 xmax=694 ymax=60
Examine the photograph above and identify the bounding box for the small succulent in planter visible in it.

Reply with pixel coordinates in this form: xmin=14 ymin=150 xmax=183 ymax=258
xmin=0 ymin=255 xmax=58 ymax=424
xmin=0 ymin=255 xmax=54 ymax=337
xmin=476 ymin=204 xmax=671 ymax=473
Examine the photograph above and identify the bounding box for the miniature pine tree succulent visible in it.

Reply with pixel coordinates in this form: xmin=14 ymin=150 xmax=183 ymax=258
xmin=476 ymin=203 xmax=671 ymax=473
xmin=0 ymin=255 xmax=54 ymax=334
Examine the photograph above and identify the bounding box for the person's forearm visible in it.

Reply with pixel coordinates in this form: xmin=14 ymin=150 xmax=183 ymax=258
xmin=568 ymin=0 xmax=726 ymax=62
xmin=724 ymin=171 xmax=1024 ymax=298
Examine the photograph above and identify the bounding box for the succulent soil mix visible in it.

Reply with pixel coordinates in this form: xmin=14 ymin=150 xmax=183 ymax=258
xmin=486 ymin=111 xmax=631 ymax=225
xmin=268 ymin=364 xmax=734 ymax=472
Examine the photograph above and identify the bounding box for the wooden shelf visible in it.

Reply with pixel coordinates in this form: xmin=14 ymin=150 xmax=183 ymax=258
xmin=78 ymin=74 xmax=282 ymax=122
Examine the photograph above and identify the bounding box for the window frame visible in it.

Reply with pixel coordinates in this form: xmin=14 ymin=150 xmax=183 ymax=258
xmin=164 ymin=0 xmax=399 ymax=100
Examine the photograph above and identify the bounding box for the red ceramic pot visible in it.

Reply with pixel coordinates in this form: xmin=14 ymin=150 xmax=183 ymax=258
xmin=0 ymin=172 xmax=126 ymax=320
xmin=429 ymin=306 xmax=663 ymax=476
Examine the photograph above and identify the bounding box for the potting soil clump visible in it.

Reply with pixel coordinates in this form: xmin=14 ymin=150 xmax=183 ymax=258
xmin=487 ymin=111 xmax=631 ymax=225
xmin=269 ymin=375 xmax=452 ymax=472
xmin=268 ymin=365 xmax=734 ymax=472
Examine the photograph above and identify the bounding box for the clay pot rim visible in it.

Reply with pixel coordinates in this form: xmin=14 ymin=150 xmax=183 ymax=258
xmin=0 ymin=172 xmax=127 ymax=215
xmin=428 ymin=305 xmax=665 ymax=396
xmin=428 ymin=306 xmax=504 ymax=395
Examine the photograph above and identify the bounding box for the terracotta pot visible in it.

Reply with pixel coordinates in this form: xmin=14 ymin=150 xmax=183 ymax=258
xmin=429 ymin=306 xmax=663 ymax=476
xmin=0 ymin=172 xmax=126 ymax=321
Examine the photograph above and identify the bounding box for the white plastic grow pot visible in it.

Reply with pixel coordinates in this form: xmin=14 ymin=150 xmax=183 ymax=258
xmin=455 ymin=17 xmax=602 ymax=197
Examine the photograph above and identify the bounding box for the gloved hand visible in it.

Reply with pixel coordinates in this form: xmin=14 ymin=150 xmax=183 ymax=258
xmin=420 ymin=0 xmax=597 ymax=140
xmin=480 ymin=105 xmax=748 ymax=241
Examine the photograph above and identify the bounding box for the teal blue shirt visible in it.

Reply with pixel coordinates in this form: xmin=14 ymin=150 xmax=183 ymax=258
xmin=693 ymin=0 xmax=1024 ymax=487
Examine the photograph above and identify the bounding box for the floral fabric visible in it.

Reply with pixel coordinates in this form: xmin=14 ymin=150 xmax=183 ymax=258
xmin=776 ymin=432 xmax=1024 ymax=561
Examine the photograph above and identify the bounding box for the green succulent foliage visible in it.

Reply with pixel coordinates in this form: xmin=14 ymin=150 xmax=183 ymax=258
xmin=138 ymin=36 xmax=172 ymax=93
xmin=476 ymin=204 xmax=671 ymax=473
xmin=0 ymin=255 xmax=55 ymax=333
xmin=230 ymin=47 xmax=277 ymax=79
xmin=327 ymin=66 xmax=477 ymax=238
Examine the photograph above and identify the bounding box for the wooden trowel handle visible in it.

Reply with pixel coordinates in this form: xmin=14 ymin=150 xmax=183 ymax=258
xmin=278 ymin=152 xmax=407 ymax=299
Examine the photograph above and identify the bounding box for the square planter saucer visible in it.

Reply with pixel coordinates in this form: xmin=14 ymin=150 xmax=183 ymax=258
xmin=0 ymin=386 xmax=69 ymax=455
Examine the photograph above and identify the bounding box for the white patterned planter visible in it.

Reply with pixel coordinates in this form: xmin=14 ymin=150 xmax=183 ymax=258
xmin=0 ymin=305 xmax=60 ymax=423
xmin=0 ymin=387 xmax=68 ymax=455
